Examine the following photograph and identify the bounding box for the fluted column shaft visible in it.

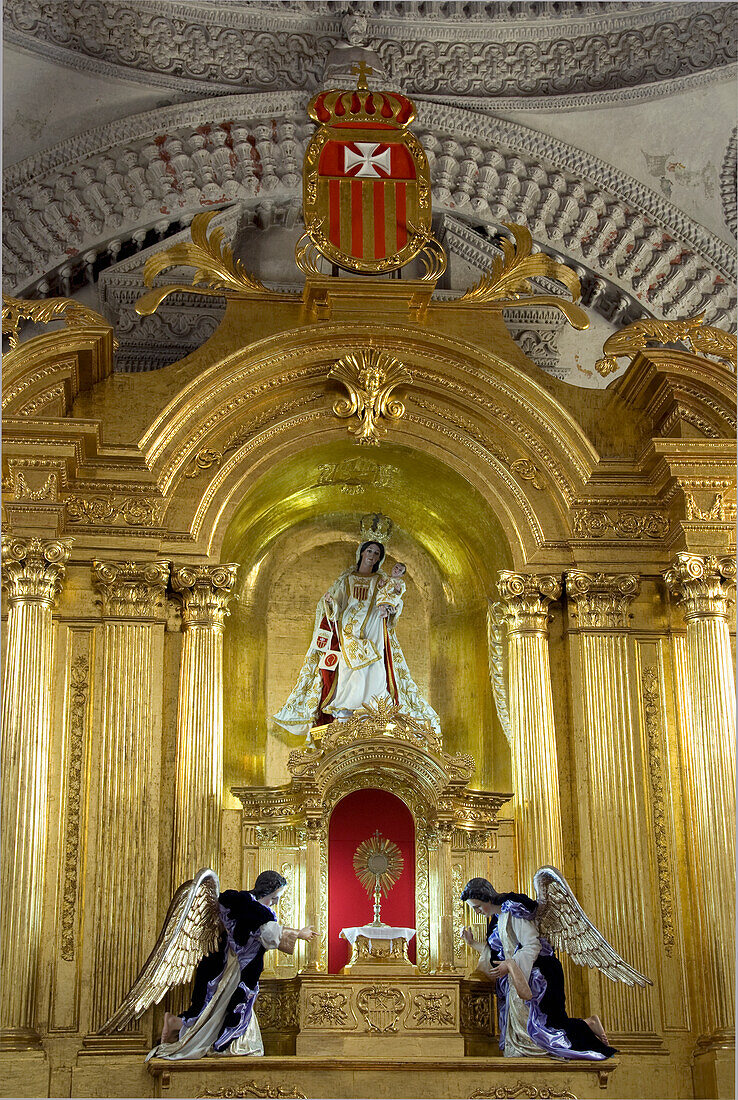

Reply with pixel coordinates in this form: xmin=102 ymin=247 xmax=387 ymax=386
xmin=497 ymin=572 xmax=564 ymax=888
xmin=90 ymin=560 xmax=169 ymax=1032
xmin=302 ymin=815 xmax=325 ymax=972
xmin=1 ymin=536 xmax=72 ymax=1044
xmin=171 ymin=564 xmax=238 ymax=884
xmin=566 ymin=571 xmax=653 ymax=1035
xmin=664 ymin=553 xmax=736 ymax=1041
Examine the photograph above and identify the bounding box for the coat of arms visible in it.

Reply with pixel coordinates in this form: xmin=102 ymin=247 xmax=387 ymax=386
xmin=303 ymin=64 xmax=432 ymax=274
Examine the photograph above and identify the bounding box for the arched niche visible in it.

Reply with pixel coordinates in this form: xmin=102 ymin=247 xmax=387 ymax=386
xmin=327 ymin=789 xmax=416 ymax=973
xmin=219 ymin=437 xmax=514 ymax=800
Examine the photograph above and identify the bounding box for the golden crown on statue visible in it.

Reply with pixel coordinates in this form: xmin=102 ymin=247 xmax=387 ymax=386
xmin=360 ymin=513 xmax=393 ymax=547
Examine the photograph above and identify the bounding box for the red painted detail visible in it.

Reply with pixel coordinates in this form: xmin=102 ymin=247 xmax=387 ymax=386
xmin=160 ymin=206 xmax=169 ymax=214
xmin=395 ymin=182 xmax=407 ymax=249
xmin=351 ymin=178 xmax=362 ymax=257
xmin=65 ymin=248 xmax=78 ymax=256
xmin=328 ymin=788 xmax=416 ymax=973
xmin=329 ymin=179 xmax=341 ymax=247
xmin=373 ymin=181 xmax=385 ymax=259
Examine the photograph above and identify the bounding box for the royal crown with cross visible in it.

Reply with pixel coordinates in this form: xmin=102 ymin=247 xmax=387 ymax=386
xmin=302 ymin=65 xmax=432 ymax=274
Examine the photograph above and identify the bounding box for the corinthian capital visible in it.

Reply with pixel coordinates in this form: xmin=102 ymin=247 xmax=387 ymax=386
xmin=93 ymin=560 xmax=170 ymax=619
xmin=1 ymin=536 xmax=73 ymax=606
xmin=171 ymin=563 xmax=238 ymax=628
xmin=566 ymin=571 xmax=640 ymax=629
xmin=663 ymin=554 xmax=736 ymax=622
xmin=497 ymin=571 xmax=561 ymax=634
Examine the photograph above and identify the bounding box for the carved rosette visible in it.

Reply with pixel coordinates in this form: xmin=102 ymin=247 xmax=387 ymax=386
xmin=171 ymin=563 xmax=239 ymax=629
xmin=92 ymin=559 xmax=170 ymax=618
xmin=663 ymin=553 xmax=736 ymax=622
xmin=1 ymin=536 xmax=73 ymax=606
xmin=566 ymin=570 xmax=640 ymax=629
xmin=497 ymin=571 xmax=561 ymax=635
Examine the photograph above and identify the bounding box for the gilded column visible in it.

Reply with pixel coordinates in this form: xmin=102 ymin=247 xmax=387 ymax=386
xmin=89 ymin=559 xmax=169 ymax=1032
xmin=566 ymin=571 xmax=654 ymax=1036
xmin=171 ymin=563 xmax=238 ymax=884
xmin=497 ymin=571 xmax=564 ymax=889
xmin=663 ymin=553 xmax=736 ymax=1045
xmin=1 ymin=536 xmax=73 ymax=1046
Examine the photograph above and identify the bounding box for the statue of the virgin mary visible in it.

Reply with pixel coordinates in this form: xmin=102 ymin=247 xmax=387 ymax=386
xmin=273 ymin=516 xmax=440 ymax=739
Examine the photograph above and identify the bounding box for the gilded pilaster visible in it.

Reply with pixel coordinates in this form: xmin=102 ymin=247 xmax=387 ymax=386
xmin=664 ymin=553 xmax=736 ymax=1045
xmin=1 ymin=536 xmax=73 ymax=1047
xmin=435 ymin=817 xmax=457 ymax=973
xmin=171 ymin=563 xmax=238 ymax=884
xmin=497 ymin=571 xmax=564 ymax=888
xmin=303 ymin=813 xmax=326 ymax=972
xmin=89 ymin=559 xmax=170 ymax=1033
xmin=566 ymin=571 xmax=655 ymax=1037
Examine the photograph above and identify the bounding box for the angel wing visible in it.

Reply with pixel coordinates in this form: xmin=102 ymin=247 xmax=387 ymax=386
xmin=101 ymin=867 xmax=223 ymax=1033
xmin=533 ymin=866 xmax=652 ymax=987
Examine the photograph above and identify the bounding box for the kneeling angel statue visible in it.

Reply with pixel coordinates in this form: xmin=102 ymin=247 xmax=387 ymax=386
xmin=103 ymin=869 xmax=316 ymax=1058
xmin=461 ymin=866 xmax=652 ymax=1060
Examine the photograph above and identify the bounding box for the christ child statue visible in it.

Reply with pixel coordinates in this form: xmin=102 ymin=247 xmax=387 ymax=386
xmin=376 ymin=562 xmax=406 ymax=617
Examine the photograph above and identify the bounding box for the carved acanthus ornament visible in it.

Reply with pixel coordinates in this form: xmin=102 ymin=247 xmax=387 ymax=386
xmin=1 ymin=293 xmax=115 ymax=350
xmin=171 ymin=564 xmax=239 ymax=629
xmin=135 ymin=211 xmax=272 ymax=317
xmin=497 ymin=571 xmax=562 ymax=635
xmin=92 ymin=560 xmax=170 ymax=619
xmin=455 ymin=224 xmax=588 ymax=330
xmin=486 ymin=601 xmax=512 ymax=745
xmin=328 ymin=349 xmax=412 ymax=445
xmin=663 ymin=554 xmax=736 ymax=622
xmin=595 ymin=313 xmax=737 ymax=377
xmin=566 ymin=571 xmax=641 ymax=630
xmin=1 ymin=536 xmax=73 ymax=606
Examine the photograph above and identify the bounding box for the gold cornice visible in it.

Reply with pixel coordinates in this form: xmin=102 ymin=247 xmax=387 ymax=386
xmin=2 ymin=327 xmax=114 ymax=418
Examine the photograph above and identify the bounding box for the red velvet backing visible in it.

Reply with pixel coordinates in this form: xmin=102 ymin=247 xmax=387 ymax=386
xmin=327 ymin=788 xmax=416 ymax=972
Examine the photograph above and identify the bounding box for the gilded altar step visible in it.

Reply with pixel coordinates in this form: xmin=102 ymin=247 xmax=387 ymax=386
xmin=147 ymin=1055 xmax=618 ymax=1099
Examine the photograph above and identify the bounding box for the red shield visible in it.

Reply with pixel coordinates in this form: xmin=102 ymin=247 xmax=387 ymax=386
xmin=304 ymin=89 xmax=431 ymax=274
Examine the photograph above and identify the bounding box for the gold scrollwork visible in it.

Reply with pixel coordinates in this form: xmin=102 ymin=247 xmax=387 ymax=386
xmin=66 ymin=496 xmax=163 ymax=527
xmin=468 ymin=1086 xmax=578 ymax=1100
xmin=198 ymin=1085 xmax=307 ymax=1100
xmin=595 ymin=312 xmax=737 ymax=376
xmin=356 ymin=985 xmax=406 ymax=1032
xmin=2 ymin=293 xmax=114 ymax=349
xmin=455 ymin=224 xmax=588 ymax=331
xmin=328 ymin=348 xmax=412 ymax=445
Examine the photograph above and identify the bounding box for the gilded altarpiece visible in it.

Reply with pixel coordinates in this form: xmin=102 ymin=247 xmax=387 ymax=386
xmin=1 ymin=206 xmax=736 ymax=1100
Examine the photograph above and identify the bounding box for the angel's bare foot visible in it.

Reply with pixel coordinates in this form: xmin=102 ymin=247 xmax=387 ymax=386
xmin=161 ymin=1012 xmax=183 ymax=1044
xmin=586 ymin=1014 xmax=609 ymax=1045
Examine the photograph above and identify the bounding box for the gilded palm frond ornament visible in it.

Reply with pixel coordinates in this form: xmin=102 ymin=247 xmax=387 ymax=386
xmin=135 ymin=211 xmax=269 ymax=317
xmin=455 ymin=223 xmax=588 ymax=330
xmin=2 ymin=294 xmax=115 ymax=349
xmin=354 ymin=831 xmax=404 ymax=925
xmin=595 ymin=312 xmax=738 ymax=376
xmin=328 ymin=348 xmax=412 ymax=445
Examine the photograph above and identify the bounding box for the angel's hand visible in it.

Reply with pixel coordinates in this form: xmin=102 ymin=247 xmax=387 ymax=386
xmin=461 ymin=927 xmax=475 ymax=945
xmin=487 ymin=960 xmax=509 ymax=979
xmin=298 ymin=925 xmax=318 ymax=941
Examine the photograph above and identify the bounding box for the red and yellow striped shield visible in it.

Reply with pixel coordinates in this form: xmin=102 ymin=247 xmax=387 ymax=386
xmin=303 ymin=88 xmax=431 ymax=274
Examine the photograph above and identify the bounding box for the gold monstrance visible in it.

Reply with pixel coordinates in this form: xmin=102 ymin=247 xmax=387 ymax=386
xmin=353 ymin=830 xmax=404 ymax=926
